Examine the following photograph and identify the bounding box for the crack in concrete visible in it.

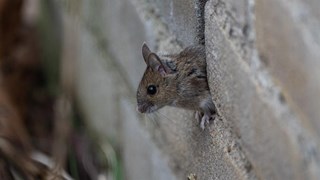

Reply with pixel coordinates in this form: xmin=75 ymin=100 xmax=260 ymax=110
xmin=195 ymin=0 xmax=208 ymax=45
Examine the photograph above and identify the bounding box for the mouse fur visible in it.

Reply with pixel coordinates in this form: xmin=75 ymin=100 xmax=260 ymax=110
xmin=136 ymin=43 xmax=216 ymax=129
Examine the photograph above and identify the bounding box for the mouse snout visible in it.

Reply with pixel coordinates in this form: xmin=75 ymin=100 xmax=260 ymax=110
xmin=137 ymin=103 xmax=148 ymax=113
xmin=136 ymin=102 xmax=153 ymax=113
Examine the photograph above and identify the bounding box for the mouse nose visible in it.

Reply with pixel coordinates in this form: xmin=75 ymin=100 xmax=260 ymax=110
xmin=136 ymin=105 xmax=145 ymax=113
xmin=136 ymin=106 xmax=142 ymax=113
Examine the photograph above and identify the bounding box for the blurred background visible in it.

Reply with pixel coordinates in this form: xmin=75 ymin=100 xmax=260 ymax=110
xmin=0 ymin=0 xmax=319 ymax=179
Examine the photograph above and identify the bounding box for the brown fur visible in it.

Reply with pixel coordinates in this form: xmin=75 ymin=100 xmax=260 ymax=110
xmin=137 ymin=44 xmax=215 ymax=116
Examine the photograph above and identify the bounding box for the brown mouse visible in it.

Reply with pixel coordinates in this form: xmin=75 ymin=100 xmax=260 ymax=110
xmin=136 ymin=43 xmax=216 ymax=129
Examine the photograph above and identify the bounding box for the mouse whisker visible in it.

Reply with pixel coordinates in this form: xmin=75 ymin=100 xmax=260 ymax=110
xmin=147 ymin=113 xmax=160 ymax=127
xmin=153 ymin=111 xmax=176 ymax=124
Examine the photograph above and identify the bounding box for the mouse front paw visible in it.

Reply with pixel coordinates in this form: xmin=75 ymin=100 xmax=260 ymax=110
xmin=197 ymin=112 xmax=216 ymax=130
xmin=194 ymin=111 xmax=202 ymax=122
xmin=200 ymin=114 xmax=210 ymax=130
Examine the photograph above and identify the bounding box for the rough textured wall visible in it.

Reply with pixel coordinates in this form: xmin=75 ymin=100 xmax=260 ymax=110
xmin=58 ymin=0 xmax=320 ymax=179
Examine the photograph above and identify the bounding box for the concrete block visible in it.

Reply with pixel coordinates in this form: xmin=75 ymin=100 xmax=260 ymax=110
xmin=255 ymin=0 xmax=320 ymax=138
xmin=149 ymin=0 xmax=202 ymax=45
xmin=148 ymin=107 xmax=255 ymax=179
xmin=205 ymin=0 xmax=320 ymax=179
xmin=74 ymin=27 xmax=123 ymax=144
xmin=208 ymin=0 xmax=255 ymax=62
xmin=121 ymin=100 xmax=176 ymax=180
xmin=81 ymin=0 xmax=147 ymax=90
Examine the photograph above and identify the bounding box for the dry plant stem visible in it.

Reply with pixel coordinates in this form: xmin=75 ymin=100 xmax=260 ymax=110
xmin=0 ymin=87 xmax=49 ymax=179
xmin=52 ymin=94 xmax=72 ymax=176
xmin=0 ymin=0 xmax=23 ymax=58
xmin=0 ymin=0 xmax=53 ymax=178
xmin=0 ymin=159 xmax=14 ymax=180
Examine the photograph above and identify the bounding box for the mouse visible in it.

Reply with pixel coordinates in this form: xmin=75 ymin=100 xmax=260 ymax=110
xmin=136 ymin=43 xmax=216 ymax=129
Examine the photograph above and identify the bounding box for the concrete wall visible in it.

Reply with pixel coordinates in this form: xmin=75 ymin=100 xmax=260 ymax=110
xmin=58 ymin=0 xmax=320 ymax=179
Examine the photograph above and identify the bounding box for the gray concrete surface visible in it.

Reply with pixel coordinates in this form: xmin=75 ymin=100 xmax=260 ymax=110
xmin=58 ymin=0 xmax=320 ymax=179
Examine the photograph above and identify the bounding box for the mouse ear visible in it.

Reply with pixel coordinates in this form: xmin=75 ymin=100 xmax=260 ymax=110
xmin=147 ymin=53 xmax=168 ymax=77
xmin=142 ymin=43 xmax=151 ymax=64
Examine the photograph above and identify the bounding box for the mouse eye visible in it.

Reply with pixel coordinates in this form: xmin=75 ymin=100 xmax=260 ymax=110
xmin=147 ymin=85 xmax=157 ymax=95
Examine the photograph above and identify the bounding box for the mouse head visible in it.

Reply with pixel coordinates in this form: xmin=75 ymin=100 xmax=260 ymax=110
xmin=136 ymin=43 xmax=175 ymax=113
